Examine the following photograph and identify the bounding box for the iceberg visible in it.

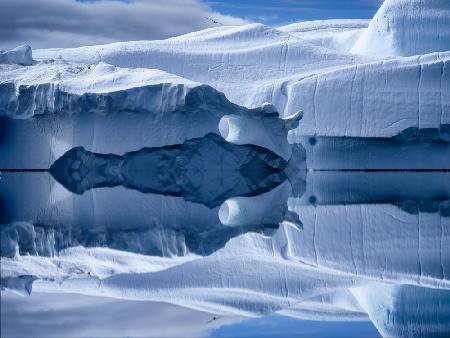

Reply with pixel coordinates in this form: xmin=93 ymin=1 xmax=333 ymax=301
xmin=1 ymin=0 xmax=450 ymax=336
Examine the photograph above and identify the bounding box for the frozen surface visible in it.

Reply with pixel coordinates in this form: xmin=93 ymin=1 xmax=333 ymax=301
xmin=31 ymin=24 xmax=372 ymax=116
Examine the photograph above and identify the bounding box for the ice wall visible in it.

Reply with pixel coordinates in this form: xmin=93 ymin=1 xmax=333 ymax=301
xmin=290 ymin=188 xmax=450 ymax=289
xmin=288 ymin=52 xmax=450 ymax=139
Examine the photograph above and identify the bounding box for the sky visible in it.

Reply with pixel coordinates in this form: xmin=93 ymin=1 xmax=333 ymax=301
xmin=0 ymin=0 xmax=383 ymax=50
xmin=206 ymin=0 xmax=383 ymax=25
xmin=1 ymin=291 xmax=380 ymax=337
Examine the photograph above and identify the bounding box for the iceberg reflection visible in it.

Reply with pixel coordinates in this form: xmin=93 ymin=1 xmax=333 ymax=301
xmin=1 ymin=166 xmax=449 ymax=336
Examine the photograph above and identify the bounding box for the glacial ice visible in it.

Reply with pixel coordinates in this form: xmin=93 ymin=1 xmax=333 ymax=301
xmin=288 ymin=52 xmax=450 ymax=139
xmin=1 ymin=0 xmax=450 ymax=336
xmin=1 ymin=172 xmax=448 ymax=309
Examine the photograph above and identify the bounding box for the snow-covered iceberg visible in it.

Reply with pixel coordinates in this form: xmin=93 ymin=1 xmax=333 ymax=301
xmin=1 ymin=0 xmax=450 ymax=336
xmin=18 ymin=0 xmax=447 ymax=142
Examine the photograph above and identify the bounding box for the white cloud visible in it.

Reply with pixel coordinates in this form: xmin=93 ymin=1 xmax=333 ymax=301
xmin=0 ymin=0 xmax=248 ymax=50
xmin=1 ymin=291 xmax=243 ymax=337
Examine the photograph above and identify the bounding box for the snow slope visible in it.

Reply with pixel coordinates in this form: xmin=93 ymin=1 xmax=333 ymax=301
xmin=278 ymin=19 xmax=369 ymax=53
xmin=32 ymin=23 xmax=374 ymax=118
xmin=0 ymin=45 xmax=33 ymax=66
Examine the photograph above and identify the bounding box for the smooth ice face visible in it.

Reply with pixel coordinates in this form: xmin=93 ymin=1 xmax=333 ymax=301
xmin=287 ymin=52 xmax=450 ymax=139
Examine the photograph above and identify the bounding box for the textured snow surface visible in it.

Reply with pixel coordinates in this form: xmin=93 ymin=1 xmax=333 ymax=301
xmin=278 ymin=19 xmax=370 ymax=33
xmin=31 ymin=23 xmax=373 ymax=119
xmin=278 ymin=20 xmax=369 ymax=53
xmin=352 ymin=0 xmax=450 ymax=57
xmin=0 ymin=61 xmax=198 ymax=119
